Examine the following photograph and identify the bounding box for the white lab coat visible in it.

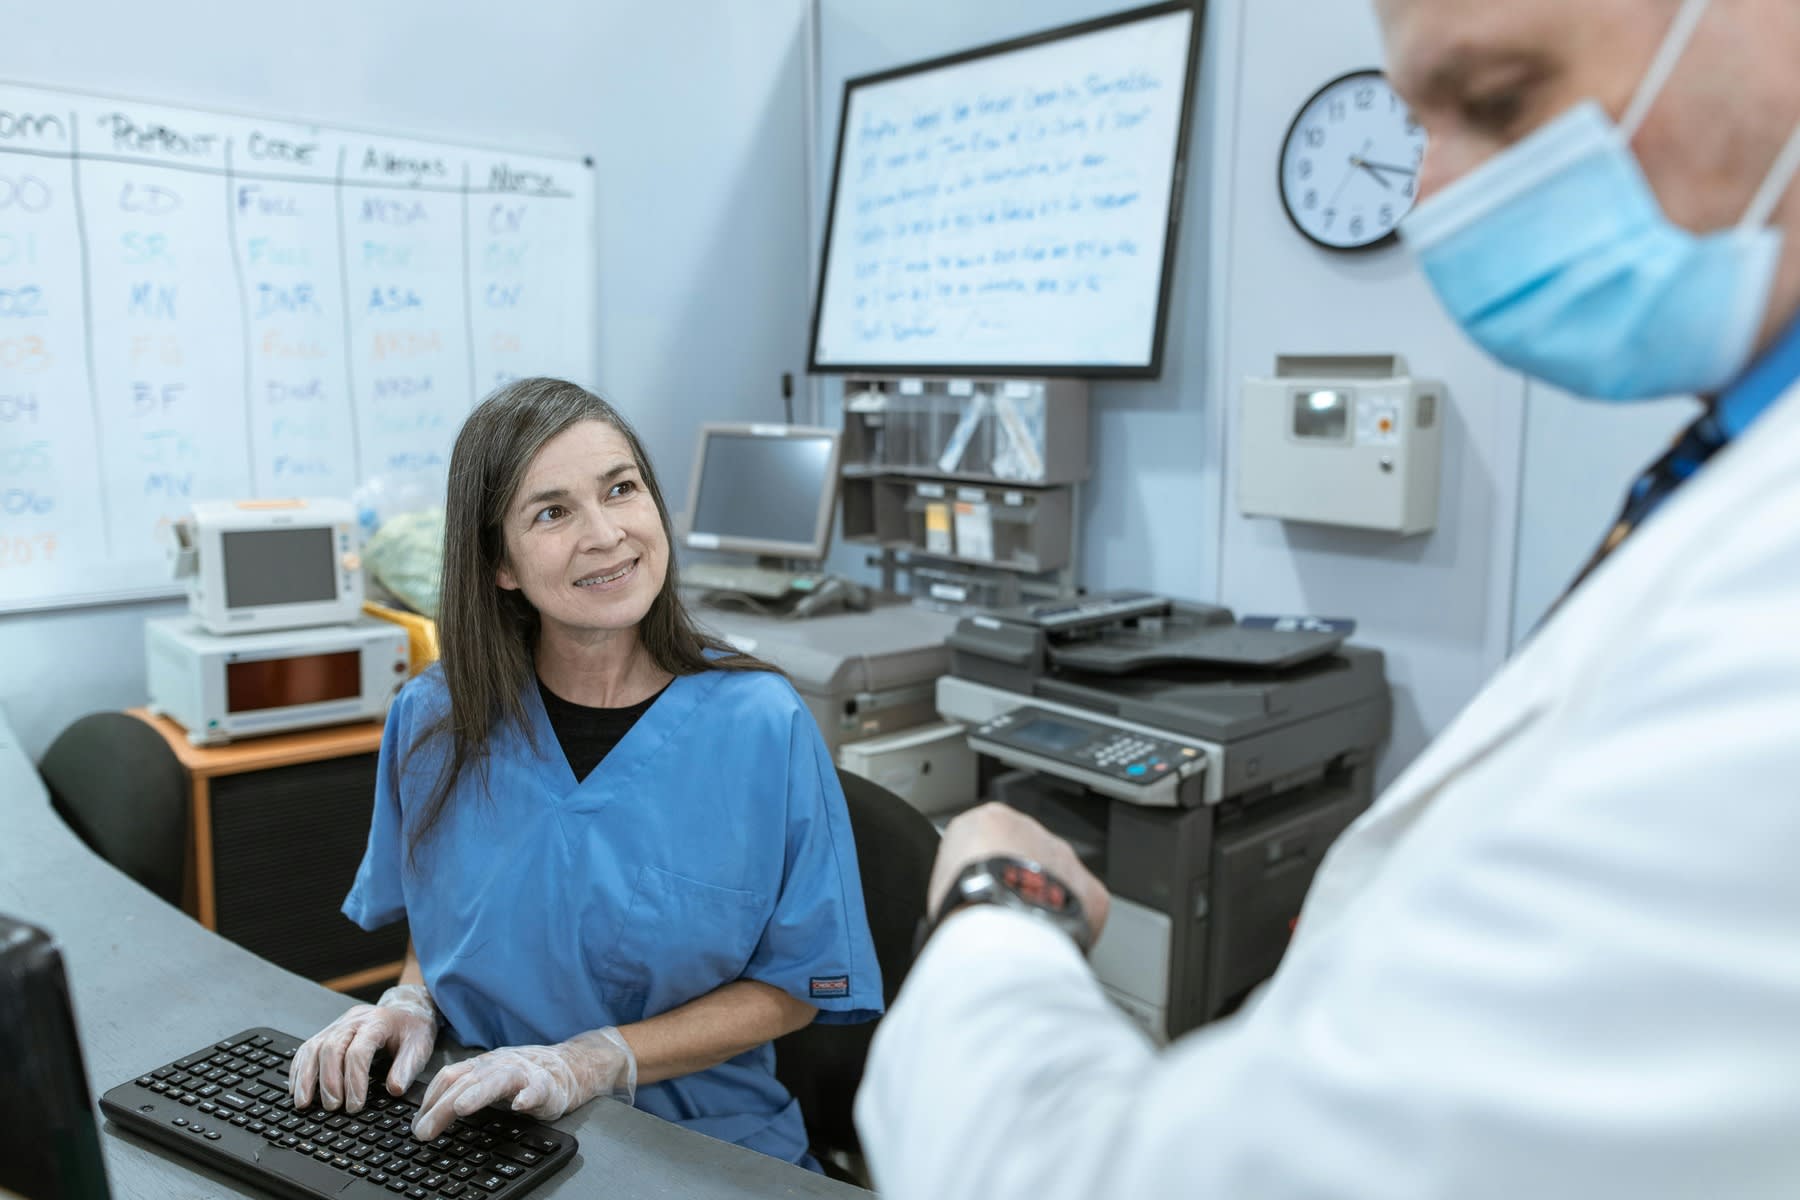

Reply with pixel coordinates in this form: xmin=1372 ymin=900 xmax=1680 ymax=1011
xmin=857 ymin=381 xmax=1800 ymax=1199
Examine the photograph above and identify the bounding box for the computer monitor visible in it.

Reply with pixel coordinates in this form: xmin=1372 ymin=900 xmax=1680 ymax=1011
xmin=0 ymin=915 xmax=112 ymax=1200
xmin=808 ymin=1 xmax=1202 ymax=377
xmin=681 ymin=425 xmax=842 ymax=560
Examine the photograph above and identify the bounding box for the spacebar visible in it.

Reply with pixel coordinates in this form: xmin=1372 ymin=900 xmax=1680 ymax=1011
xmin=263 ymin=1146 xmax=368 ymax=1196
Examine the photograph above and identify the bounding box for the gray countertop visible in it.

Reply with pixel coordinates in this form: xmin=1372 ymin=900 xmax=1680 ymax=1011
xmin=0 ymin=710 xmax=867 ymax=1200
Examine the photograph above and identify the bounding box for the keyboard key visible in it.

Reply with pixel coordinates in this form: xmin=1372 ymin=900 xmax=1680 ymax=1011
xmin=408 ymin=1187 xmax=430 ymax=1199
xmin=205 ymin=1131 xmax=222 ymax=1141
xmin=386 ymin=1181 xmax=409 ymax=1194
xmin=495 ymin=1143 xmax=542 ymax=1167
xmin=471 ymin=1175 xmax=507 ymax=1192
xmin=440 ymin=1184 xmax=468 ymax=1198
xmin=494 ymin=1163 xmax=523 ymax=1179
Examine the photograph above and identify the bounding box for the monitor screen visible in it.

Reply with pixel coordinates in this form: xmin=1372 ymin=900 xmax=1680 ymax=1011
xmin=685 ymin=428 xmax=840 ymax=559
xmin=220 ymin=527 xmax=337 ymax=610
xmin=0 ymin=916 xmax=112 ymax=1200
xmin=809 ymin=1 xmax=1201 ymax=377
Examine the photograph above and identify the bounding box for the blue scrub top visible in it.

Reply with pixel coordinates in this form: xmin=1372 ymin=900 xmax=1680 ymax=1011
xmin=342 ymin=663 xmax=883 ymax=1165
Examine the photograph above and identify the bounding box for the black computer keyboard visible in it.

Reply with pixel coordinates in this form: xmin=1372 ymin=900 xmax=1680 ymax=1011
xmin=99 ymin=1027 xmax=577 ymax=1199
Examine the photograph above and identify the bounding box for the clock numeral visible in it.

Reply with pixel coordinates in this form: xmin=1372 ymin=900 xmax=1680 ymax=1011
xmin=1403 ymin=179 xmax=1416 ymax=199
xmin=1322 ymin=208 xmax=1336 ymax=229
xmin=1297 ymin=158 xmax=1312 ymax=180
xmin=1327 ymin=99 xmax=1346 ymax=121
xmin=1305 ymin=127 xmax=1324 ymax=148
xmin=1304 ymin=189 xmax=1318 ymax=210
xmin=1355 ymin=85 xmax=1374 ymax=109
xmin=1349 ymin=216 xmax=1365 ymax=238
xmin=1379 ymin=204 xmax=1395 ymax=226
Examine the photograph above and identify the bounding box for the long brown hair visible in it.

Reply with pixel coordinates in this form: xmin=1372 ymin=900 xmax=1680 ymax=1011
xmin=404 ymin=377 xmax=776 ymax=859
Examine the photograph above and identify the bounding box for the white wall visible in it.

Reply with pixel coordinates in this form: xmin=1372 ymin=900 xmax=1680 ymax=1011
xmin=1215 ymin=0 xmax=1529 ymax=783
xmin=0 ymin=0 xmax=814 ymax=761
xmin=812 ymin=0 xmax=1234 ymax=603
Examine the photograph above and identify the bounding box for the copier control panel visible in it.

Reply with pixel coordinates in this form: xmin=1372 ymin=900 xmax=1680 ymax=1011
xmin=970 ymin=705 xmax=1207 ymax=808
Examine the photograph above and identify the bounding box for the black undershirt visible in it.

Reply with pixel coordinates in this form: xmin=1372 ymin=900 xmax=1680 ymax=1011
xmin=537 ymin=677 xmax=670 ymax=782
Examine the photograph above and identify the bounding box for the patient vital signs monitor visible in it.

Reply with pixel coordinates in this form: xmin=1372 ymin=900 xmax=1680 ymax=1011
xmin=682 ymin=425 xmax=842 ymax=560
xmin=809 ymin=1 xmax=1201 ymax=377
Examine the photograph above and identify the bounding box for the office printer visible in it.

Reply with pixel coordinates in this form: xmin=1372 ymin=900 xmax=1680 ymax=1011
xmin=937 ymin=591 xmax=1390 ymax=1041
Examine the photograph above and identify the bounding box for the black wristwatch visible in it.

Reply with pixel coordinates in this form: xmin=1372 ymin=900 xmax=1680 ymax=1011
xmin=919 ymin=855 xmax=1093 ymax=955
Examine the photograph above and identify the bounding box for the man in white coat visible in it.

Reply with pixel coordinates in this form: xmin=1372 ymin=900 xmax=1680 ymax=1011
xmin=856 ymin=0 xmax=1800 ymax=1195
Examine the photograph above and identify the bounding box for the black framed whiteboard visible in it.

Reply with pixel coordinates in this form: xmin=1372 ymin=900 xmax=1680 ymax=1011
xmin=0 ymin=81 xmax=595 ymax=613
xmin=808 ymin=1 xmax=1202 ymax=378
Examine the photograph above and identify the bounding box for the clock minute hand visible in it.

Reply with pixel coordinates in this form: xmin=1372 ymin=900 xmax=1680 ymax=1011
xmin=1358 ymin=159 xmax=1418 ymax=177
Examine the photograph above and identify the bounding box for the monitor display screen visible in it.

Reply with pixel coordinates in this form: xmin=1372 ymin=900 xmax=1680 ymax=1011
xmin=689 ymin=432 xmax=839 ymax=556
xmin=809 ymin=2 xmax=1200 ymax=376
xmin=221 ymin=527 xmax=337 ymax=609
xmin=1008 ymin=717 xmax=1091 ymax=754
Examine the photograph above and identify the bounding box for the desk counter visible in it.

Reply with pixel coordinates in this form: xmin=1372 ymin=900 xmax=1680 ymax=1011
xmin=0 ymin=710 xmax=865 ymax=1199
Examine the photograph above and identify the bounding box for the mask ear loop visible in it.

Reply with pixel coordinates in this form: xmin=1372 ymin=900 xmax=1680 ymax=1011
xmin=1620 ymin=0 xmax=1713 ymax=140
xmin=1740 ymin=122 xmax=1800 ymax=231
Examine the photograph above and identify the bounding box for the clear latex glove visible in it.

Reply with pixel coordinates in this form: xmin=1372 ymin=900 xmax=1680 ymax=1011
xmin=411 ymin=1027 xmax=636 ymax=1142
xmin=290 ymin=983 xmax=437 ymax=1115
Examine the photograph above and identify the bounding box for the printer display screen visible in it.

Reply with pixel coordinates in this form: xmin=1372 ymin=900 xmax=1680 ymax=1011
xmin=1009 ymin=718 xmax=1089 ymax=754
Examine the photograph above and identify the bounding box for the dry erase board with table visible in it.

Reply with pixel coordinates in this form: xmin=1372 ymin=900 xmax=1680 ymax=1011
xmin=0 ymin=82 xmax=595 ymax=612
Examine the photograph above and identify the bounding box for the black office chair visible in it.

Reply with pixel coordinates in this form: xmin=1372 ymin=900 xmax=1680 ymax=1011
xmin=774 ymin=767 xmax=942 ymax=1178
xmin=37 ymin=712 xmax=189 ymax=907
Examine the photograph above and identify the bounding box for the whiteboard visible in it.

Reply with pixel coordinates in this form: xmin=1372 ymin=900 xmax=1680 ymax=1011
xmin=809 ymin=2 xmax=1198 ymax=376
xmin=0 ymin=82 xmax=595 ymax=613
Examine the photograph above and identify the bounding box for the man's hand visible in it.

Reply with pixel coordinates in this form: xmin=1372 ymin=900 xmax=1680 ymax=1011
xmin=927 ymin=802 xmax=1110 ymax=947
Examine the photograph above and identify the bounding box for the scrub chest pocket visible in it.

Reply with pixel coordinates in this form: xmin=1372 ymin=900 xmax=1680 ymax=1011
xmin=597 ymin=865 xmax=767 ymax=1020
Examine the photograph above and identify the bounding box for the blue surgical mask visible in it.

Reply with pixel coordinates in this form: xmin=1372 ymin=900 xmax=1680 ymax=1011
xmin=1403 ymin=0 xmax=1800 ymax=401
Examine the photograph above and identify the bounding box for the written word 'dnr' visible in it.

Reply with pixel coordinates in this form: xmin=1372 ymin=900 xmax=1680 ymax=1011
xmin=255 ymin=283 xmax=320 ymax=317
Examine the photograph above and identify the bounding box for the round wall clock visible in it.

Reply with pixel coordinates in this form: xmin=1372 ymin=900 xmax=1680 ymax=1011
xmin=1279 ymin=69 xmax=1428 ymax=251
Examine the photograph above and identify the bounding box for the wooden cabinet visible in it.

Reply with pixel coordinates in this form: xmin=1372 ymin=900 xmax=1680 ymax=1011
xmin=128 ymin=709 xmax=406 ymax=994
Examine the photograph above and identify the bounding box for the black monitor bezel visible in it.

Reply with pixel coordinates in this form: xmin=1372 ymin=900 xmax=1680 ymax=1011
xmin=807 ymin=0 xmax=1205 ymax=380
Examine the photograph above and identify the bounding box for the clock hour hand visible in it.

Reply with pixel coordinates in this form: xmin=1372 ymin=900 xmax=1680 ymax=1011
xmin=1355 ymin=160 xmax=1394 ymax=190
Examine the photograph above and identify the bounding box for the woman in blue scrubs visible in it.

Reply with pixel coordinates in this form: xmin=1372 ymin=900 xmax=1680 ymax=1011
xmin=288 ymin=377 xmax=882 ymax=1170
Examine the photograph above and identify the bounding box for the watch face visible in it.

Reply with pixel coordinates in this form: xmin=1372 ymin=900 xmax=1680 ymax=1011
xmin=1279 ymin=69 xmax=1427 ymax=251
xmin=999 ymin=861 xmax=1070 ymax=911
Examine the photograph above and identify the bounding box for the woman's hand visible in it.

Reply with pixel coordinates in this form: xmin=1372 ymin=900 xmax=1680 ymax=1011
xmin=290 ymin=983 xmax=438 ymax=1114
xmin=411 ymin=1027 xmax=636 ymax=1141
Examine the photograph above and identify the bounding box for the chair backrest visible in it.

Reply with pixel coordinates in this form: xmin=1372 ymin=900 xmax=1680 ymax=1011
xmin=773 ymin=766 xmax=941 ymax=1165
xmin=37 ymin=713 xmax=188 ymax=907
